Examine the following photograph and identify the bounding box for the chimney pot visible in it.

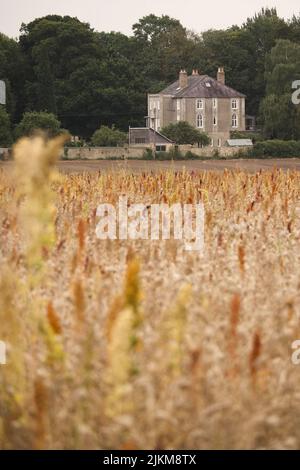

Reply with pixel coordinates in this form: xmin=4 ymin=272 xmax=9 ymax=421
xmin=217 ymin=67 xmax=225 ymax=85
xmin=179 ymin=69 xmax=188 ymax=88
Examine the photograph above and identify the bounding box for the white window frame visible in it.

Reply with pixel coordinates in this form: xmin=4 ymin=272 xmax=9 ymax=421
xmin=232 ymin=113 xmax=238 ymax=128
xmin=196 ymin=99 xmax=204 ymax=110
xmin=231 ymin=99 xmax=238 ymax=110
xmin=213 ymin=98 xmax=217 ymax=109
xmin=196 ymin=114 xmax=204 ymax=129
xmin=176 ymin=100 xmax=181 ymax=121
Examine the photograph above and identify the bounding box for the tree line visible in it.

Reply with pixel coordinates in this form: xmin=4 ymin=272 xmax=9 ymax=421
xmin=0 ymin=7 xmax=300 ymax=146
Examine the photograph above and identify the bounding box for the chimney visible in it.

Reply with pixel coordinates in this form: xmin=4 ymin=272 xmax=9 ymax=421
xmin=179 ymin=69 xmax=188 ymax=88
xmin=217 ymin=67 xmax=225 ymax=85
xmin=192 ymin=69 xmax=199 ymax=76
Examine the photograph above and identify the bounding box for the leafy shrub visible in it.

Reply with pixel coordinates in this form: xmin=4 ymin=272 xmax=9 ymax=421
xmin=250 ymin=140 xmax=300 ymax=157
xmin=155 ymin=151 xmax=171 ymax=160
xmin=184 ymin=150 xmax=197 ymax=159
xmin=161 ymin=121 xmax=210 ymax=146
xmin=168 ymin=147 xmax=183 ymax=159
xmin=230 ymin=131 xmax=263 ymax=143
xmin=155 ymin=148 xmax=184 ymax=160
xmin=143 ymin=148 xmax=154 ymax=159
xmin=91 ymin=125 xmax=127 ymax=147
xmin=65 ymin=140 xmax=84 ymax=148
xmin=15 ymin=112 xmax=63 ymax=139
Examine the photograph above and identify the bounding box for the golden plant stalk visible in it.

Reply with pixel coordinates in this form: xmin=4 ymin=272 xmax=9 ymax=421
xmin=13 ymin=134 xmax=67 ymax=270
xmin=164 ymin=284 xmax=192 ymax=378
xmin=0 ymin=270 xmax=27 ymax=448
xmin=227 ymin=293 xmax=241 ymax=379
xmin=249 ymin=331 xmax=262 ymax=389
xmin=105 ymin=258 xmax=143 ymax=418
xmin=33 ymin=376 xmax=49 ymax=450
xmin=0 ymin=164 xmax=299 ymax=449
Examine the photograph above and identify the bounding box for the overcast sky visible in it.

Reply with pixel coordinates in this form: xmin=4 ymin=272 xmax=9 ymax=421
xmin=1 ymin=0 xmax=299 ymax=39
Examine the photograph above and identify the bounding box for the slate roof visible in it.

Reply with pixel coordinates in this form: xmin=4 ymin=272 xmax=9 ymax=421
xmin=160 ymin=75 xmax=245 ymax=99
xmin=129 ymin=128 xmax=174 ymax=144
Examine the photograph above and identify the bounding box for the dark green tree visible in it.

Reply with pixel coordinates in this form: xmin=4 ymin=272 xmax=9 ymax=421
xmin=161 ymin=121 xmax=210 ymax=146
xmin=15 ymin=111 xmax=62 ymax=138
xmin=0 ymin=106 xmax=12 ymax=146
xmin=91 ymin=125 xmax=127 ymax=146
xmin=241 ymin=7 xmax=290 ymax=114
xmin=259 ymin=39 xmax=300 ymax=139
xmin=132 ymin=15 xmax=194 ymax=87
xmin=3 ymin=10 xmax=300 ymax=140
xmin=0 ymin=33 xmax=26 ymax=123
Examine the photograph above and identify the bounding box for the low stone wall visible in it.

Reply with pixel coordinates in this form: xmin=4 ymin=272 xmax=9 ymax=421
xmin=63 ymin=146 xmax=147 ymax=160
xmin=178 ymin=145 xmax=249 ymax=157
xmin=1 ymin=145 xmax=251 ymax=161
xmin=63 ymin=145 xmax=250 ymax=159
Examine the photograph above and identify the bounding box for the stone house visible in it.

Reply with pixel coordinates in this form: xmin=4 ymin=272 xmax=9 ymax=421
xmin=147 ymin=68 xmax=246 ymax=147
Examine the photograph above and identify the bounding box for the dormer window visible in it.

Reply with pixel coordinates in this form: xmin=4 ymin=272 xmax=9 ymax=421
xmin=196 ymin=99 xmax=204 ymax=110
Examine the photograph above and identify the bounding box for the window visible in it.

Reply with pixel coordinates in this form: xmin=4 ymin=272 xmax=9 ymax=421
xmin=218 ymin=138 xmax=222 ymax=147
xmin=231 ymin=99 xmax=238 ymax=110
xmin=213 ymin=98 xmax=217 ymax=108
xmin=176 ymin=100 xmax=181 ymax=121
xmin=232 ymin=113 xmax=238 ymax=128
xmin=205 ymin=82 xmax=211 ymax=88
xmin=156 ymin=145 xmax=166 ymax=152
xmin=196 ymin=99 xmax=204 ymax=109
xmin=213 ymin=115 xmax=217 ymax=126
xmin=135 ymin=138 xmax=146 ymax=144
xmin=196 ymin=114 xmax=204 ymax=128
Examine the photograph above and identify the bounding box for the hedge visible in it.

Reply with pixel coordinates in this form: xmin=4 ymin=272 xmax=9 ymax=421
xmin=251 ymin=140 xmax=300 ymax=157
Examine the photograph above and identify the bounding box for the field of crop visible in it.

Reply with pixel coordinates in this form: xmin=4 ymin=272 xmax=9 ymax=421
xmin=0 ymin=136 xmax=300 ymax=449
